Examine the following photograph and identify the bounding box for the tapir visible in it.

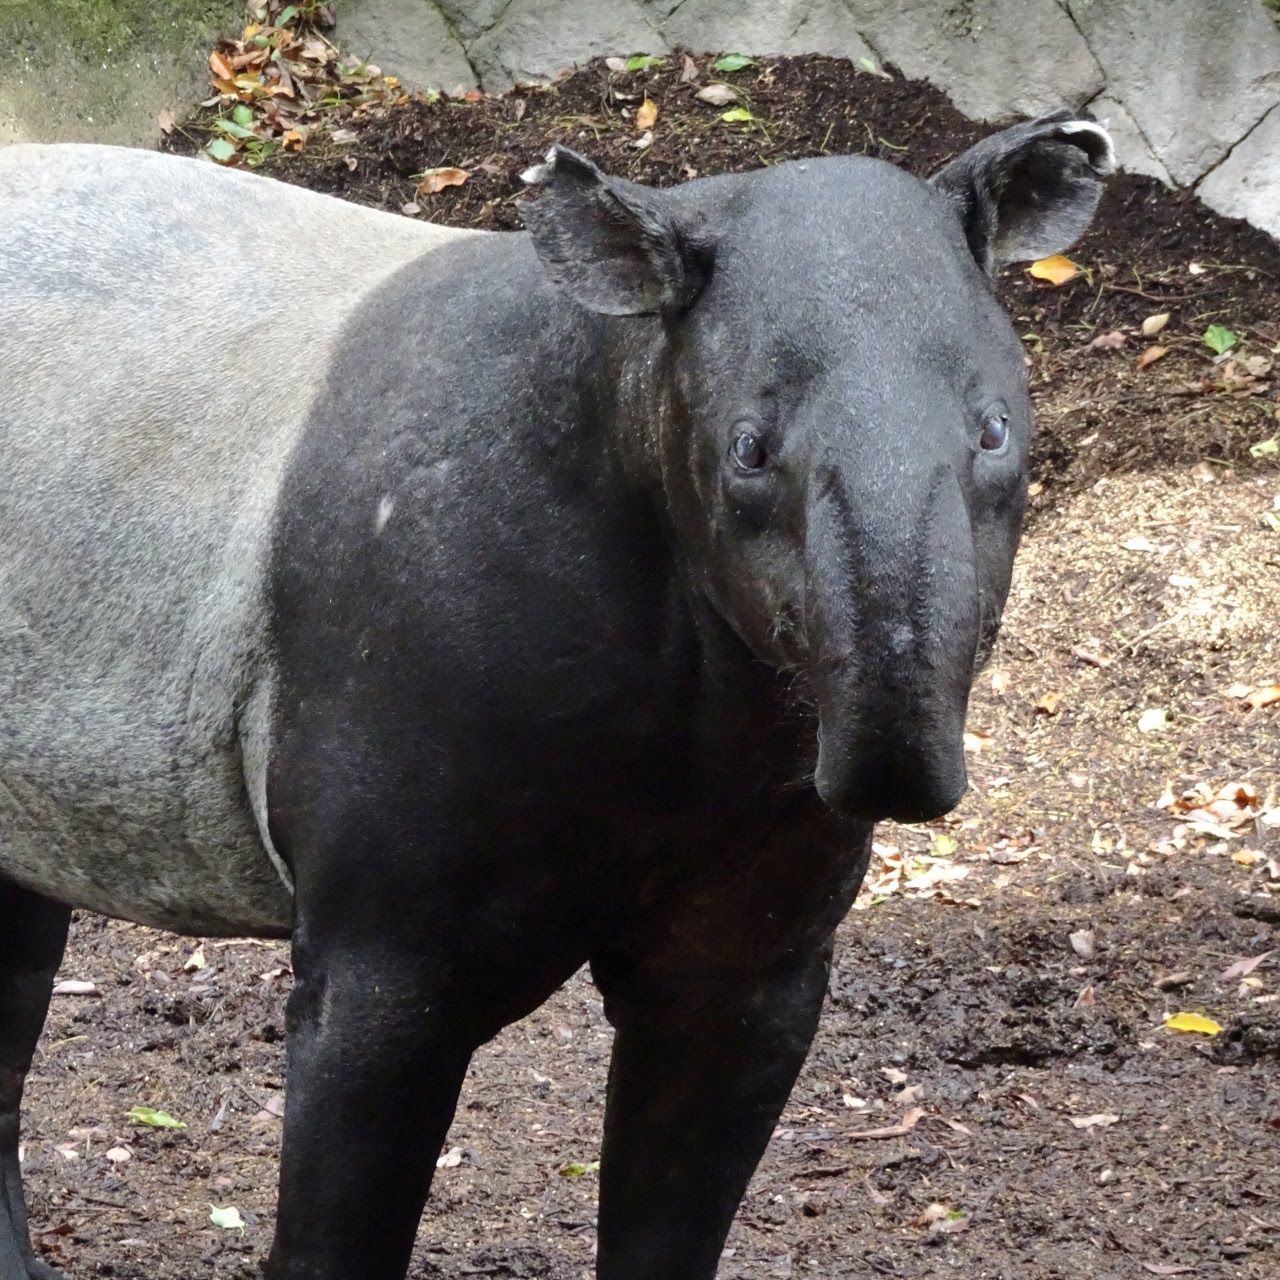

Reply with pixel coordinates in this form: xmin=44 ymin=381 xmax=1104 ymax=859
xmin=0 ymin=112 xmax=1112 ymax=1279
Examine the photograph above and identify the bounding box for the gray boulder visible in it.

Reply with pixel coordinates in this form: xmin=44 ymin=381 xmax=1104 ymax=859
xmin=1068 ymin=0 xmax=1280 ymax=185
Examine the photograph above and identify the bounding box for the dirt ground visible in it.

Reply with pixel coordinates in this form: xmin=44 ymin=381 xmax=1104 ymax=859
xmin=22 ymin=47 xmax=1280 ymax=1280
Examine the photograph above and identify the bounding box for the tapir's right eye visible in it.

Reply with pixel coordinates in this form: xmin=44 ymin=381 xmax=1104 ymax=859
xmin=731 ymin=431 xmax=768 ymax=472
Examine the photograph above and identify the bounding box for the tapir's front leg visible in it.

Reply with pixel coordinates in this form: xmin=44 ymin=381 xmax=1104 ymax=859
xmin=261 ymin=750 xmax=590 ymax=1280
xmin=265 ymin=925 xmax=475 ymax=1280
xmin=590 ymin=938 xmax=833 ymax=1280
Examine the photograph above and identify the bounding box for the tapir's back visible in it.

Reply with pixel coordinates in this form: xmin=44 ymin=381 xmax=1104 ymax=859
xmin=0 ymin=145 xmax=472 ymax=934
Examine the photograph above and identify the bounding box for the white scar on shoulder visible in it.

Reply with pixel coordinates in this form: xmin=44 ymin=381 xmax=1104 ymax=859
xmin=375 ymin=494 xmax=396 ymax=534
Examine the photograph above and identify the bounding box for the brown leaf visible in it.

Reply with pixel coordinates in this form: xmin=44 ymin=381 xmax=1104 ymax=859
xmin=157 ymin=107 xmax=175 ymax=135
xmin=1245 ymin=683 xmax=1280 ymax=709
xmin=1034 ymin=691 xmax=1061 ymax=716
xmin=1136 ymin=345 xmax=1168 ymax=370
xmin=680 ymin=54 xmax=700 ymax=83
xmin=635 ymin=98 xmax=658 ymax=130
xmin=695 ymin=83 xmax=738 ymax=106
xmin=417 ymin=167 xmax=469 ymax=195
xmin=210 ymin=51 xmax=234 ymax=81
xmin=846 ymin=1107 xmax=924 ymax=1140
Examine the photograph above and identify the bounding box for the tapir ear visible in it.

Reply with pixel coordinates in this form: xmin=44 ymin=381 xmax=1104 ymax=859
xmin=929 ymin=111 xmax=1116 ymax=273
xmin=519 ymin=145 xmax=714 ymax=317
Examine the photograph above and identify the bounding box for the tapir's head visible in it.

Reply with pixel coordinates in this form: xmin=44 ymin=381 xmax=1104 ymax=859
xmin=521 ymin=114 xmax=1113 ymax=822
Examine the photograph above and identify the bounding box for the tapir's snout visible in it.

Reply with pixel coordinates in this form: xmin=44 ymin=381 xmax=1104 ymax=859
xmin=813 ymin=709 xmax=970 ymax=823
xmin=806 ymin=460 xmax=980 ymax=824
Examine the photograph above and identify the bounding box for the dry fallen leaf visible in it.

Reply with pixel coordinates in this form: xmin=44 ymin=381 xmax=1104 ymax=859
xmin=1122 ymin=535 xmax=1158 ymax=552
xmin=210 ymin=51 xmax=234 ymax=81
xmin=106 ymin=1146 xmax=132 ymax=1164
xmin=1069 ymin=929 xmax=1097 ymax=960
xmin=1245 ymin=683 xmax=1280 ymax=709
xmin=1070 ymin=1112 xmax=1120 ymax=1129
xmin=680 ymin=54 xmax=699 ymax=83
xmin=1221 ymin=951 xmax=1273 ymax=981
xmin=963 ymin=729 xmax=993 ymax=753
xmin=418 ymin=167 xmax=469 ymax=195
xmin=695 ymin=83 xmax=738 ymax=106
xmin=1136 ymin=345 xmax=1168 ymax=370
xmin=846 ymin=1107 xmax=924 ymax=1141
xmin=157 ymin=107 xmax=175 ymax=135
xmin=1027 ymin=255 xmax=1080 ymax=286
xmin=1141 ymin=312 xmax=1170 ymax=336
xmin=1137 ymin=708 xmax=1169 ymax=733
xmin=51 ymin=979 xmax=98 ymax=996
xmin=1034 ymin=691 xmax=1061 ymax=716
xmin=1165 ymin=1011 xmax=1223 ymax=1035
xmin=436 ymin=1145 xmax=465 ymax=1168
xmin=635 ymin=98 xmax=658 ymax=130
xmin=604 ymin=57 xmax=627 ymax=72
xmin=1087 ymin=330 xmax=1127 ymax=351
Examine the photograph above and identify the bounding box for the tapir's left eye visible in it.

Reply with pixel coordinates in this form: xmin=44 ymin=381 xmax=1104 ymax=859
xmin=731 ymin=431 xmax=768 ymax=471
xmin=979 ymin=410 xmax=1010 ymax=452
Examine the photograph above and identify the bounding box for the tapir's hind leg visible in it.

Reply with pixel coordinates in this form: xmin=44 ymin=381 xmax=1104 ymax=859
xmin=591 ymin=941 xmax=832 ymax=1280
xmin=0 ymin=880 xmax=72 ymax=1280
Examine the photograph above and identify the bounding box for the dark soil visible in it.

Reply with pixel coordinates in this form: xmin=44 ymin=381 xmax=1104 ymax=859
xmin=29 ymin=50 xmax=1280 ymax=1280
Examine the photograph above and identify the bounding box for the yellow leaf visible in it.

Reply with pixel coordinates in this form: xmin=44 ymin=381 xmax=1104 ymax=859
xmin=1165 ymin=1012 xmax=1222 ymax=1036
xmin=636 ymin=97 xmax=658 ymax=131
xmin=1034 ymin=691 xmax=1061 ymax=715
xmin=210 ymin=51 xmax=234 ymax=81
xmin=1027 ymin=255 xmax=1079 ymax=286
xmin=417 ymin=167 xmax=469 ymax=194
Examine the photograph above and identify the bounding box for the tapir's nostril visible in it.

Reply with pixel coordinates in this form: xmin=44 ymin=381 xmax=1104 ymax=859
xmin=814 ymin=741 xmax=968 ymax=823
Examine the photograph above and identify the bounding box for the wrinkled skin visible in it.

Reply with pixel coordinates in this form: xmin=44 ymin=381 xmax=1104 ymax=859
xmin=0 ymin=114 xmax=1112 ymax=1280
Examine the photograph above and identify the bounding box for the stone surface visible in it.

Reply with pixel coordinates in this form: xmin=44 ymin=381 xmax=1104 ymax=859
xmin=0 ymin=0 xmax=241 ymax=147
xmin=1086 ymin=95 xmax=1172 ymax=186
xmin=338 ymin=0 xmax=477 ymax=92
xmin=845 ymin=0 xmax=1104 ymax=121
xmin=470 ymin=0 xmax=666 ymax=89
xmin=664 ymin=0 xmax=874 ymax=61
xmin=435 ymin=0 xmax=511 ymax=44
xmin=1197 ymin=104 xmax=1280 ymax=239
xmin=1068 ymin=0 xmax=1280 ymax=186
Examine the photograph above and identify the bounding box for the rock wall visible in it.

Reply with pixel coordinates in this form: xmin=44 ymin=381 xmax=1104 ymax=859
xmin=337 ymin=0 xmax=1280 ymax=239
xmin=2 ymin=1 xmax=1277 ymax=238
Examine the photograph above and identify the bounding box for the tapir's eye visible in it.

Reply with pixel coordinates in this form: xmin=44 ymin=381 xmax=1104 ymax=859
xmin=731 ymin=431 xmax=768 ymax=472
xmin=979 ymin=410 xmax=1010 ymax=452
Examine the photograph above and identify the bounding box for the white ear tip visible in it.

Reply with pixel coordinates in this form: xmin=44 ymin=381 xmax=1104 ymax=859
xmin=1060 ymin=119 xmax=1117 ymax=175
xmin=520 ymin=146 xmax=559 ymax=186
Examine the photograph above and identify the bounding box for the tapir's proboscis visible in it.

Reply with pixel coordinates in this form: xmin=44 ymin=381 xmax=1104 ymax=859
xmin=0 ymin=115 xmax=1112 ymax=1280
